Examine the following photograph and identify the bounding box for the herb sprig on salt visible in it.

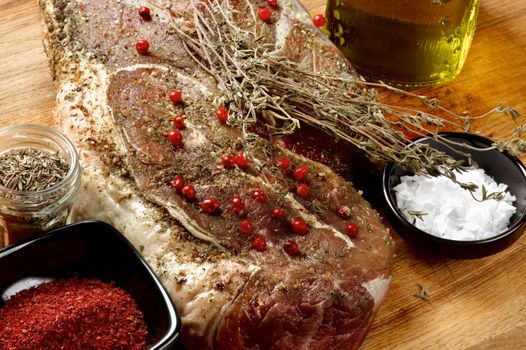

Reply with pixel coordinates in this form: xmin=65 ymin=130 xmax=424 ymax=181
xmin=394 ymin=167 xmax=516 ymax=241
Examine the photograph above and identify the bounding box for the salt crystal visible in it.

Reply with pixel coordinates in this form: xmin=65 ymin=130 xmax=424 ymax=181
xmin=393 ymin=167 xmax=516 ymax=241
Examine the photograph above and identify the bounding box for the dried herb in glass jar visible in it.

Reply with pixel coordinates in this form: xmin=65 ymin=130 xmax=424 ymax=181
xmin=0 ymin=147 xmax=68 ymax=192
xmin=0 ymin=125 xmax=81 ymax=246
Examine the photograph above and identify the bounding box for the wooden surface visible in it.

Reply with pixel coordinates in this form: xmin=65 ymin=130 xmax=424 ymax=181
xmin=1 ymin=0 xmax=526 ymax=349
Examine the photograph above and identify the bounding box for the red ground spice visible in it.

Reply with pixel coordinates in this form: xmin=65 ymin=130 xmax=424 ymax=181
xmin=0 ymin=277 xmax=148 ymax=350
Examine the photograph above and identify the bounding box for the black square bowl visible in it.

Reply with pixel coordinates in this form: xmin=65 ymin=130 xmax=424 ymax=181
xmin=0 ymin=220 xmax=181 ymax=349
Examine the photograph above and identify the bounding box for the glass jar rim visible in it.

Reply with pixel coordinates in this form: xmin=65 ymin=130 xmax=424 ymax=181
xmin=0 ymin=124 xmax=80 ymax=198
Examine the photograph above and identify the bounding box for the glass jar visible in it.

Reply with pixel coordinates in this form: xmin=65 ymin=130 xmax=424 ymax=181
xmin=326 ymin=0 xmax=481 ymax=87
xmin=0 ymin=125 xmax=81 ymax=246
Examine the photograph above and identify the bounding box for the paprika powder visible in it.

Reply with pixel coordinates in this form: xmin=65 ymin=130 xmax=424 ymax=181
xmin=0 ymin=277 xmax=148 ymax=349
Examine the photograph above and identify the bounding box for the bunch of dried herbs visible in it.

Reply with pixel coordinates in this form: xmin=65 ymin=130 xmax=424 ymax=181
xmin=173 ymin=0 xmax=525 ymax=177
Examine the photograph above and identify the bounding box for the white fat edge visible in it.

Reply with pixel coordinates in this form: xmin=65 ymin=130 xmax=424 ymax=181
xmin=58 ymin=89 xmax=171 ymax=258
xmin=54 ymin=62 xmax=110 ymax=143
xmin=41 ymin=0 xmax=67 ymax=41
xmin=73 ymin=160 xmax=166 ymax=256
xmin=55 ymin=84 xmax=94 ymax=142
xmin=160 ymin=252 xmax=260 ymax=337
xmin=361 ymin=276 xmax=391 ymax=312
xmin=56 ymin=60 xmax=123 ymax=153
xmin=114 ymin=63 xmax=170 ymax=73
xmin=165 ymin=206 xmax=225 ymax=250
xmin=284 ymin=192 xmax=355 ymax=249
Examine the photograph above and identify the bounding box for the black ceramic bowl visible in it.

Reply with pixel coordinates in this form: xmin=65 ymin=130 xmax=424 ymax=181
xmin=382 ymin=132 xmax=526 ymax=259
xmin=0 ymin=220 xmax=181 ymax=349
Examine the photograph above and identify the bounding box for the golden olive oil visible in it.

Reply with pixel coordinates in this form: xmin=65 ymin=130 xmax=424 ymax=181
xmin=326 ymin=0 xmax=480 ymax=87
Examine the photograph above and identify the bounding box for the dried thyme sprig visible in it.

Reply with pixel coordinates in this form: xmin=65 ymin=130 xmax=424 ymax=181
xmin=174 ymin=0 xmax=525 ymax=176
xmin=408 ymin=210 xmax=428 ymax=223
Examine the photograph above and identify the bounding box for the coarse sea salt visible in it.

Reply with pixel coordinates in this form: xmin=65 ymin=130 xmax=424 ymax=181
xmin=394 ymin=167 xmax=517 ymax=241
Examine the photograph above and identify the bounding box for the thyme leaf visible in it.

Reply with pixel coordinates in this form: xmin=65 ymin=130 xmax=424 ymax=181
xmin=308 ymin=199 xmax=324 ymax=215
xmin=413 ymin=283 xmax=431 ymax=301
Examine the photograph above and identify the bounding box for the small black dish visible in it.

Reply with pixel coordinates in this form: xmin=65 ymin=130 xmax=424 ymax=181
xmin=382 ymin=132 xmax=526 ymax=259
xmin=0 ymin=220 xmax=181 ymax=349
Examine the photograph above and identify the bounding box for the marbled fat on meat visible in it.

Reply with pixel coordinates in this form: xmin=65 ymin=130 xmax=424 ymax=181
xmin=39 ymin=0 xmax=395 ymax=349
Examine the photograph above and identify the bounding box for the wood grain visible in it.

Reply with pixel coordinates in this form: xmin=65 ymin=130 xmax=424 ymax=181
xmin=1 ymin=1 xmax=525 ymax=349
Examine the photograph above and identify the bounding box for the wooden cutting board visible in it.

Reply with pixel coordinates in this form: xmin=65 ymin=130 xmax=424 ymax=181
xmin=1 ymin=0 xmax=526 ymax=349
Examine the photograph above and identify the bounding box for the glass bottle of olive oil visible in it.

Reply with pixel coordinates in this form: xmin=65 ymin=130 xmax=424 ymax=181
xmin=326 ymin=0 xmax=480 ymax=87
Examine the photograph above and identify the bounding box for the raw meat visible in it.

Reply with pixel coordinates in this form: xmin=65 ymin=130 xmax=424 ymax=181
xmin=40 ymin=0 xmax=394 ymax=348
